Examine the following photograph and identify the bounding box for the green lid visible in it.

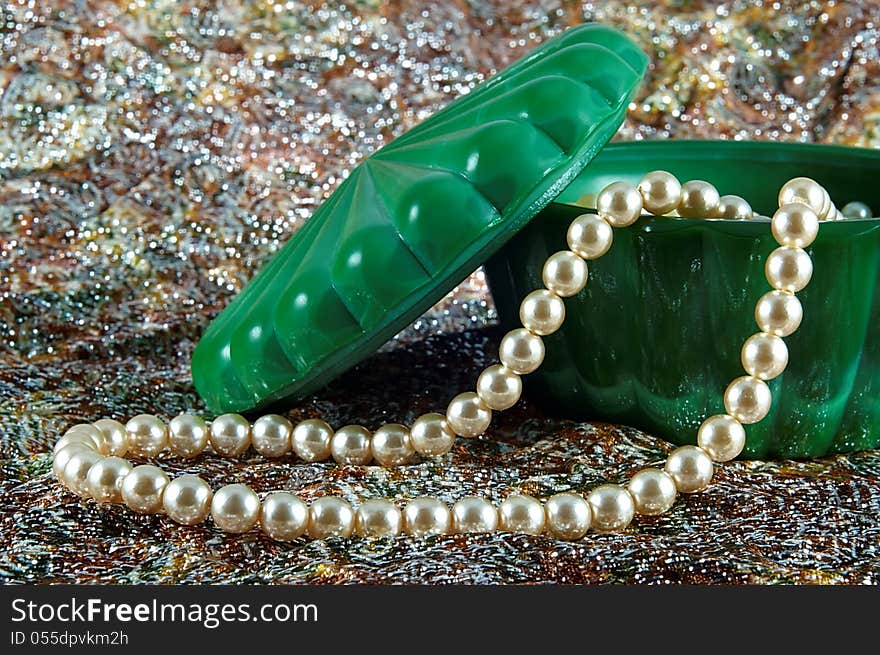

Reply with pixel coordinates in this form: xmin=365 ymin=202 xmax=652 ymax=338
xmin=192 ymin=24 xmax=648 ymax=414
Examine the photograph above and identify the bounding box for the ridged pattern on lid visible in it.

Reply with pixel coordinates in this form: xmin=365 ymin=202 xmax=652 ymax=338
xmin=192 ymin=24 xmax=647 ymax=413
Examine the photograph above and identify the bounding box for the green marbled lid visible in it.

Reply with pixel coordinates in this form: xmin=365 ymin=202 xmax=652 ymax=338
xmin=192 ymin=24 xmax=647 ymax=413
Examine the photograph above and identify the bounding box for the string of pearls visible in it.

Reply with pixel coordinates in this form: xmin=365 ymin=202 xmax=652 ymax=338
xmin=52 ymin=173 xmax=843 ymax=542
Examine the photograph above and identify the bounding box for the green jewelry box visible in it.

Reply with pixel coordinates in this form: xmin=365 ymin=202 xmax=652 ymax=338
xmin=485 ymin=141 xmax=880 ymax=458
xmin=190 ymin=24 xmax=880 ymax=459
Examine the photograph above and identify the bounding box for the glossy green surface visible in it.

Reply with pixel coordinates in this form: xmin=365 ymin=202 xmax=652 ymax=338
xmin=485 ymin=141 xmax=880 ymax=459
xmin=192 ymin=24 xmax=648 ymax=413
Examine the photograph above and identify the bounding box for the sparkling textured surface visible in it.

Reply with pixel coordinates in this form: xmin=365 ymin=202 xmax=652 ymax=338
xmin=1 ymin=0 xmax=879 ymax=584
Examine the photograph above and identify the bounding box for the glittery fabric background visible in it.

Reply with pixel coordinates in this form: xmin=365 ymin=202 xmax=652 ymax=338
xmin=2 ymin=1 xmax=880 ymax=584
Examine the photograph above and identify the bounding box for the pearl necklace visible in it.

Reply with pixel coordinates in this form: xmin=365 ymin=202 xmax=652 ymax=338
xmin=52 ymin=173 xmax=843 ymax=541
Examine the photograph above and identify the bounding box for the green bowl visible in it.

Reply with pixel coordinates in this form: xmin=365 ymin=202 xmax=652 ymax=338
xmin=485 ymin=140 xmax=880 ymax=459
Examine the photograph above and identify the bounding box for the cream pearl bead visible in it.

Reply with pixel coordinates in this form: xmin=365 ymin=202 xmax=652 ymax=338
xmin=596 ymin=181 xmax=643 ymax=227
xmin=261 ymin=491 xmax=309 ymax=541
xmin=765 ymin=246 xmax=812 ymax=293
xmin=637 ymin=170 xmax=682 ymax=215
xmin=53 ymin=443 xmax=93 ymax=480
xmin=627 ymin=469 xmax=676 ymax=516
xmin=545 ymin=492 xmax=591 ymax=541
xmin=567 ymin=214 xmax=613 ymax=260
xmin=410 ymin=413 xmax=455 ymax=457
xmin=724 ymin=375 xmax=772 ymax=424
xmin=163 ymin=474 xmax=213 ymax=525
xmin=125 ymin=414 xmax=168 ymax=458
xmin=587 ymin=485 xmax=635 ymax=531
xmin=697 ymin=414 xmax=746 ymax=462
xmin=120 ymin=464 xmax=170 ymax=513
xmin=476 ymin=364 xmax=522 ymax=411
xmin=371 ymin=423 xmax=414 ymax=466
xmin=771 ymin=203 xmax=819 ymax=248
xmin=308 ymin=496 xmax=355 ymax=539
xmin=542 ymin=250 xmax=588 ymax=297
xmin=679 ymin=180 xmax=720 ymax=218
xmin=665 ymin=446 xmax=714 ymax=493
xmin=210 ymin=413 xmax=251 ymax=457
xmin=842 ymin=201 xmax=872 ymax=219
xmin=291 ymin=418 xmax=333 ymax=462
xmin=446 ymin=392 xmax=492 ymax=438
xmin=741 ymin=332 xmax=788 ymax=380
xmin=819 ymin=187 xmax=832 ymax=221
xmin=717 ymin=194 xmax=753 ymax=220
xmin=86 ymin=456 xmax=132 ymax=503
xmin=61 ymin=449 xmax=103 ymax=496
xmin=54 ymin=432 xmax=99 ymax=454
xmin=252 ymin=414 xmax=292 ymax=458
xmin=355 ymin=499 xmax=402 ymax=538
xmin=211 ymin=483 xmax=260 ymax=533
xmin=168 ymin=413 xmax=209 ymax=458
xmin=93 ymin=419 xmax=129 ymax=456
xmin=63 ymin=424 xmax=105 ymax=453
xmin=499 ymin=328 xmax=545 ymax=375
xmin=403 ymin=497 xmax=451 ymax=537
xmin=755 ymin=290 xmax=803 ymax=337
xmin=498 ymin=494 xmax=545 ymax=535
xmin=331 ymin=425 xmax=373 ymax=465
xmin=778 ymin=177 xmax=826 ymax=216
xmin=519 ymin=289 xmax=565 ymax=336
xmin=452 ymin=496 xmax=498 ymax=534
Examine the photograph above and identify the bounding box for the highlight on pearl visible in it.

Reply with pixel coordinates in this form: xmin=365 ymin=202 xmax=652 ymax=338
xmin=403 ymin=497 xmax=451 ymax=537
xmin=371 ymin=423 xmax=414 ymax=466
xmin=778 ymin=176 xmax=826 ymax=216
xmin=261 ymin=491 xmax=309 ymax=541
xmin=566 ymin=213 xmax=613 ymax=259
xmin=716 ymin=194 xmax=753 ymax=220
xmin=498 ymin=328 xmax=545 ymax=374
xmin=765 ymin=246 xmax=813 ymax=293
xmin=355 ymin=499 xmax=402 ymax=538
xmin=544 ymin=492 xmax=591 ymax=541
xmin=62 ymin=448 xmax=103 ymax=497
xmin=211 ymin=483 xmax=261 ymax=533
xmin=168 ymin=413 xmax=209 ymax=458
xmin=697 ymin=414 xmax=746 ymax=462
xmin=724 ymin=375 xmax=772 ymax=425
xmin=771 ymin=203 xmax=819 ymax=248
xmin=291 ymin=418 xmax=333 ymax=462
xmin=163 ymin=474 xmax=213 ymax=525
xmin=93 ymin=418 xmax=129 ymax=457
xmin=452 ymin=496 xmax=498 ymax=534
xmin=331 ymin=425 xmax=372 ymax=465
xmin=86 ymin=456 xmax=132 ymax=504
xmin=741 ymin=332 xmax=789 ymax=380
xmin=627 ymin=469 xmax=676 ymax=516
xmin=587 ymin=484 xmax=635 ymax=532
xmin=637 ymin=170 xmax=682 ymax=215
xmin=125 ymin=414 xmax=168 ymax=458
xmin=596 ymin=180 xmax=643 ymax=227
xmin=754 ymin=290 xmax=803 ymax=337
xmin=308 ymin=496 xmax=355 ymax=539
xmin=409 ymin=413 xmax=455 ymax=457
xmin=542 ymin=250 xmax=589 ymax=297
xmin=446 ymin=392 xmax=492 ymax=438
xmin=476 ymin=364 xmax=522 ymax=411
xmin=519 ymin=289 xmax=565 ymax=336
xmin=665 ymin=446 xmax=714 ymax=493
xmin=498 ymin=494 xmax=545 ymax=535
xmin=120 ymin=464 xmax=170 ymax=513
xmin=210 ymin=413 xmax=251 ymax=457
xmin=678 ymin=180 xmax=720 ymax=218
xmin=251 ymin=414 xmax=293 ymax=458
